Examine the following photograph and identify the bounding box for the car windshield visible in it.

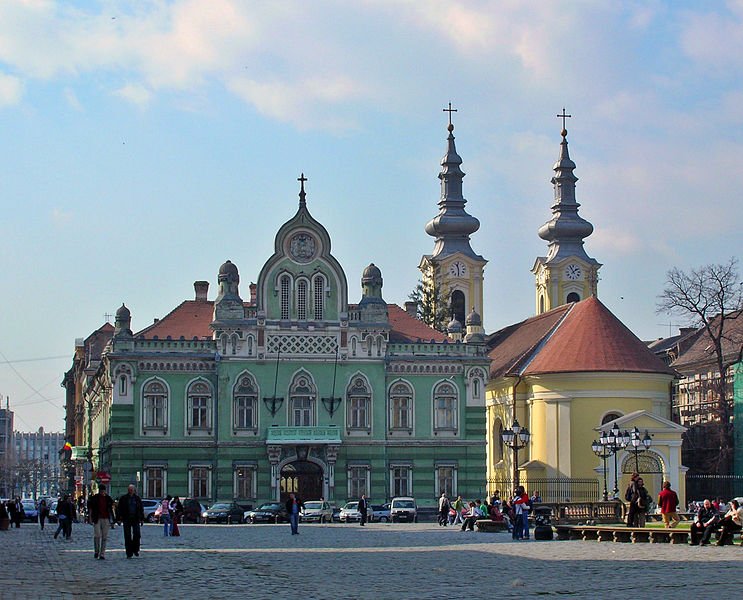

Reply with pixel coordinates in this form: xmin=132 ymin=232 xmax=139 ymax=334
xmin=393 ymin=500 xmax=415 ymax=508
xmin=210 ymin=503 xmax=230 ymax=510
xmin=22 ymin=501 xmax=35 ymax=509
xmin=257 ymin=503 xmax=280 ymax=510
xmin=304 ymin=502 xmax=323 ymax=510
xmin=343 ymin=502 xmax=358 ymax=510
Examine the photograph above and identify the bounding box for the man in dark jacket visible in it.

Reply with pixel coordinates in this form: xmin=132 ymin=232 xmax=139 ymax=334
xmin=88 ymin=484 xmax=115 ymax=559
xmin=117 ymin=484 xmax=145 ymax=558
xmin=285 ymin=493 xmax=304 ymax=535
xmin=690 ymin=499 xmax=719 ymax=546
xmin=358 ymin=494 xmax=368 ymax=526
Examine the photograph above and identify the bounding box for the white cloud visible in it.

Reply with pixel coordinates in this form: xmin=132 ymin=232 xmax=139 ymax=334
xmin=63 ymin=87 xmax=82 ymax=111
xmin=50 ymin=208 xmax=72 ymax=226
xmin=0 ymin=72 xmax=23 ymax=106
xmin=113 ymin=83 xmax=152 ymax=108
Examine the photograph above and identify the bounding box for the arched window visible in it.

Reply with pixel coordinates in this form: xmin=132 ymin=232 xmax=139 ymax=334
xmin=247 ymin=335 xmax=254 ymax=356
xmin=450 ymin=290 xmax=465 ymax=327
xmin=567 ymin=292 xmax=580 ymax=303
xmin=221 ymin=334 xmax=228 ymax=355
xmin=233 ymin=374 xmax=258 ymax=430
xmin=143 ymin=380 xmax=168 ymax=429
xmin=601 ymin=412 xmax=623 ymax=426
xmin=280 ymin=275 xmax=291 ymax=320
xmin=376 ymin=337 xmax=383 ymax=357
xmin=539 ymin=295 xmax=545 ymax=314
xmin=231 ymin=334 xmax=238 ymax=355
xmin=119 ymin=375 xmax=127 ymax=396
xmin=313 ymin=274 xmax=325 ymax=320
xmin=433 ymin=382 xmax=457 ymax=431
xmin=347 ymin=377 xmax=371 ymax=430
xmin=297 ymin=279 xmax=308 ymax=321
xmin=187 ymin=380 xmax=212 ymax=430
xmin=351 ymin=337 xmax=357 ymax=357
xmin=493 ymin=418 xmax=504 ymax=462
xmin=389 ymin=382 xmax=413 ymax=430
xmin=290 ymin=374 xmax=316 ymax=426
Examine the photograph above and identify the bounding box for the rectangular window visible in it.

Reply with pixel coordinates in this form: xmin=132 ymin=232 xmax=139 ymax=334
xmin=434 ymin=397 xmax=456 ymax=430
xmin=145 ymin=467 xmax=165 ymax=499
xmin=349 ymin=397 xmax=369 ymax=429
xmin=234 ymin=396 xmax=256 ymax=429
xmin=392 ymin=397 xmax=411 ymax=429
xmin=190 ymin=397 xmax=209 ymax=429
xmin=234 ymin=466 xmax=255 ymax=499
xmin=191 ymin=467 xmax=210 ymax=499
xmin=297 ymin=280 xmax=307 ymax=320
xmin=292 ymin=397 xmax=313 ymax=426
xmin=144 ymin=396 xmax=166 ymax=428
xmin=436 ymin=466 xmax=455 ymax=498
xmin=313 ymin=277 xmax=324 ymax=320
xmin=348 ymin=466 xmax=369 ymax=499
xmin=391 ymin=466 xmax=411 ymax=497
xmin=280 ymin=276 xmax=290 ymax=320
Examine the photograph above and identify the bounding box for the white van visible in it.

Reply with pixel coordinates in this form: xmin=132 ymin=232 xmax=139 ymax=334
xmin=390 ymin=497 xmax=417 ymax=522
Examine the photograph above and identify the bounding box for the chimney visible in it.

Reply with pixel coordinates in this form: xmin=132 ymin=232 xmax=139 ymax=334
xmin=404 ymin=301 xmax=418 ymax=317
xmin=679 ymin=327 xmax=696 ymax=337
xmin=194 ymin=281 xmax=209 ymax=301
xmin=250 ymin=282 xmax=257 ymax=304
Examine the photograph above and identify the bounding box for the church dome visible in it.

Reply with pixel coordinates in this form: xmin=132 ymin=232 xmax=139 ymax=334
xmin=362 ymin=263 xmax=382 ymax=282
xmin=447 ymin=317 xmax=463 ymax=333
xmin=218 ymin=260 xmax=240 ymax=283
xmin=115 ymin=303 xmax=130 ymax=320
xmin=465 ymin=308 xmax=481 ymax=327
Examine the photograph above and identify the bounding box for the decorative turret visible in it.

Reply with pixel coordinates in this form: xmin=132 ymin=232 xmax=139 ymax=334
xmin=464 ymin=308 xmax=484 ymax=344
xmin=214 ymin=259 xmax=245 ymax=321
xmin=532 ymin=110 xmax=601 ymax=315
xmin=359 ymin=263 xmax=388 ymax=323
xmin=114 ymin=303 xmax=132 ymax=338
xmin=447 ymin=316 xmax=463 ymax=342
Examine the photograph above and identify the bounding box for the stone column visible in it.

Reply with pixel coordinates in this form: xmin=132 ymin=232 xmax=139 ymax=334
xmin=325 ymin=445 xmax=339 ymax=501
xmin=267 ymin=445 xmax=283 ymax=501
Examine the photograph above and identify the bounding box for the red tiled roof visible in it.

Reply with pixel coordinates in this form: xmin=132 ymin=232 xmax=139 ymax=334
xmin=136 ymin=301 xmax=214 ymax=340
xmin=671 ymin=310 xmax=743 ymax=372
xmin=487 ymin=305 xmax=572 ymax=378
xmin=487 ymin=297 xmax=676 ymax=378
xmin=387 ymin=304 xmax=448 ymax=343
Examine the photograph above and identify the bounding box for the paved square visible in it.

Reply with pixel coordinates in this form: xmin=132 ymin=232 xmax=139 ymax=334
xmin=3 ymin=522 xmax=741 ymax=599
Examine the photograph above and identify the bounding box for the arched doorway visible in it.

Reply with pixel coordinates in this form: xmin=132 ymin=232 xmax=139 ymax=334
xmin=450 ymin=290 xmax=465 ymax=328
xmin=620 ymin=452 xmax=665 ymax=499
xmin=280 ymin=461 xmax=323 ymax=502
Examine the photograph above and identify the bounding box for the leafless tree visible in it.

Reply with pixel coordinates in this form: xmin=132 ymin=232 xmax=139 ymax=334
xmin=657 ymin=257 xmax=743 ymax=473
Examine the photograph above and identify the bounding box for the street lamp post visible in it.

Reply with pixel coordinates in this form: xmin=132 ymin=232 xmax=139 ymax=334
xmin=629 ymin=426 xmax=652 ymax=473
xmin=501 ymin=419 xmax=531 ymax=488
xmin=591 ymin=436 xmax=614 ymax=502
xmin=602 ymin=422 xmax=630 ymax=498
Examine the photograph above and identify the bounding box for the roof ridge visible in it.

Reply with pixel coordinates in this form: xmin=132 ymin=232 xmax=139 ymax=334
xmin=514 ymin=303 xmax=576 ymax=375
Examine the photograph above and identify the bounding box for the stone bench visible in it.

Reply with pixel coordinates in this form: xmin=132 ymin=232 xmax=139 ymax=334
xmin=475 ymin=519 xmax=509 ymax=532
xmin=555 ymin=525 xmax=689 ymax=544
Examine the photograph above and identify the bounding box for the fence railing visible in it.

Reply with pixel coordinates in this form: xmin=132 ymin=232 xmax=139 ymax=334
xmin=686 ymin=474 xmax=743 ymax=501
xmin=486 ymin=477 xmax=600 ymax=503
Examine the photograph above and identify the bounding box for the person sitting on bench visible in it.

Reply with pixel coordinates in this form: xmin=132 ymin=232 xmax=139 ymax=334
xmin=690 ymin=499 xmax=719 ymax=546
xmin=717 ymin=499 xmax=743 ymax=546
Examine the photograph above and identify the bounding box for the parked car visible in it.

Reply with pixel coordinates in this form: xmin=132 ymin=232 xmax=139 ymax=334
xmin=182 ymin=498 xmax=207 ymax=524
xmin=202 ymin=502 xmax=245 ymax=524
xmin=244 ymin=502 xmax=289 ymax=524
xmin=370 ymin=503 xmax=391 ymax=522
xmin=22 ymin=500 xmax=39 ymax=522
xmin=300 ymin=500 xmax=334 ymax=523
xmin=142 ymin=499 xmax=160 ymax=523
xmin=48 ymin=500 xmax=58 ymax=523
xmin=390 ymin=497 xmax=417 ymax=522
xmin=339 ymin=501 xmax=361 ymax=523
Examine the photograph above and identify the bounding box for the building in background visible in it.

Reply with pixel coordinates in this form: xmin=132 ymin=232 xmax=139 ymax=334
xmin=0 ymin=402 xmax=13 ymax=497
xmin=12 ymin=427 xmax=65 ymax=499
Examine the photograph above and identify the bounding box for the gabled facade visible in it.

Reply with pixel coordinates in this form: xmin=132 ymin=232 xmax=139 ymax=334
xmin=90 ymin=140 xmax=489 ymax=507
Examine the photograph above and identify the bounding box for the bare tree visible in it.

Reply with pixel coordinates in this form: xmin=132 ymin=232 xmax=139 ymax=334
xmin=657 ymin=257 xmax=743 ymax=473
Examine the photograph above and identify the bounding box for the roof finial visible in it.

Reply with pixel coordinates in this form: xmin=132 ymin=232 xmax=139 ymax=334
xmin=297 ymin=172 xmax=307 ymax=207
xmin=443 ymin=102 xmax=457 ymax=132
xmin=557 ymin=107 xmax=571 ymax=138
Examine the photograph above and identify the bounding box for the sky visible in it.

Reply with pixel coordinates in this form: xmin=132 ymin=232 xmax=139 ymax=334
xmin=0 ymin=0 xmax=741 ymax=432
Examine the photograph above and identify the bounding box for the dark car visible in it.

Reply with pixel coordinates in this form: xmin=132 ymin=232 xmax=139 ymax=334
xmin=182 ymin=498 xmax=207 ymax=524
xmin=202 ymin=502 xmax=244 ymax=524
xmin=244 ymin=502 xmax=289 ymax=524
xmin=21 ymin=500 xmax=39 ymax=522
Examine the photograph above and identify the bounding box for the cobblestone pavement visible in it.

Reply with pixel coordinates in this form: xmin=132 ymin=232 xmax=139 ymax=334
xmin=2 ymin=521 xmax=742 ymax=599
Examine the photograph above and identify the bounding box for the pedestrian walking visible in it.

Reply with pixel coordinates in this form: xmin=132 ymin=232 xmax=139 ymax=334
xmin=628 ymin=477 xmax=651 ymax=527
xmin=285 ymin=493 xmax=303 ymax=535
xmin=38 ymin=498 xmax=49 ymax=530
xmin=54 ymin=494 xmax=74 ymax=540
xmin=170 ymin=496 xmax=183 ymax=536
xmin=657 ymin=481 xmax=680 ymax=529
xmin=117 ymin=484 xmax=145 ymax=558
xmin=512 ymin=486 xmax=530 ymax=540
xmin=358 ymin=494 xmax=368 ymax=526
xmin=9 ymin=497 xmax=23 ymax=528
xmin=160 ymin=495 xmax=172 ymax=536
xmin=437 ymin=492 xmax=450 ymax=526
xmin=88 ymin=484 xmax=115 ymax=560
xmin=452 ymin=495 xmax=464 ymax=525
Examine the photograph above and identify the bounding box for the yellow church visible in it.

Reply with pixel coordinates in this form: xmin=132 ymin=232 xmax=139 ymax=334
xmin=484 ymin=126 xmax=686 ymax=505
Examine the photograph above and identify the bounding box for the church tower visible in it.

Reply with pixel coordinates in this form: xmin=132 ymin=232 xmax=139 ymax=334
xmin=419 ymin=106 xmax=487 ymax=330
xmin=532 ymin=114 xmax=601 ymax=315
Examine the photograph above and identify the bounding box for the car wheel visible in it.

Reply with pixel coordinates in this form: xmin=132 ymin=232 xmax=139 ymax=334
xmin=146 ymin=514 xmax=155 ymax=523
xmin=380 ymin=517 xmax=388 ymax=523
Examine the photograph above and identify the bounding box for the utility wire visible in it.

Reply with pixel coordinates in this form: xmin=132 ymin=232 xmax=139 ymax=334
xmin=0 ymin=354 xmax=69 ymax=365
xmin=0 ymin=348 xmax=60 ymax=409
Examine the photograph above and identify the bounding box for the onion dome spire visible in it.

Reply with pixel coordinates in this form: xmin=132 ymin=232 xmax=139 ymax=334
xmin=537 ymin=110 xmax=595 ymax=263
xmin=424 ymin=103 xmax=483 ymax=261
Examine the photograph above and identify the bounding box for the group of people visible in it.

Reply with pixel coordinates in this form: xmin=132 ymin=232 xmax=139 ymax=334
xmin=688 ymin=498 xmax=743 ymax=546
xmin=158 ymin=495 xmax=184 ymax=537
xmin=1 ymin=497 xmax=26 ymax=528
xmin=437 ymin=487 xmax=541 ymax=539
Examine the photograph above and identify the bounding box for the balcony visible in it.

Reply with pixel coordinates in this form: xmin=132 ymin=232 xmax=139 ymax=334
xmin=266 ymin=426 xmax=342 ymax=445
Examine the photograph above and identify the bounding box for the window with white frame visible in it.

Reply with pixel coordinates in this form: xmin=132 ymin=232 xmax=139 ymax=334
xmin=290 ymin=374 xmax=316 ymax=426
xmin=433 ymin=382 xmax=457 ymax=432
xmin=348 ymin=466 xmax=369 ymax=499
xmin=297 ymin=279 xmax=308 ymax=320
xmin=190 ymin=466 xmax=211 ymax=499
xmin=187 ymin=381 xmax=212 ymax=430
xmin=234 ymin=465 xmax=256 ymax=499
xmin=391 ymin=465 xmax=412 ymax=497
xmin=233 ymin=374 xmax=258 ymax=430
xmin=347 ymin=377 xmax=371 ymax=430
xmin=280 ymin=275 xmax=291 ymax=320
xmin=436 ymin=465 xmax=456 ymax=497
xmin=313 ymin=274 xmax=324 ymax=320
xmin=389 ymin=382 xmax=413 ymax=430
xmin=145 ymin=466 xmax=166 ymax=499
xmin=143 ymin=380 xmax=168 ymax=429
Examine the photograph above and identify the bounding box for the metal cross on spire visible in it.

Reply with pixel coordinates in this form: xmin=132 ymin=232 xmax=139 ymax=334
xmin=443 ymin=102 xmax=458 ymax=131
xmin=557 ymin=107 xmax=572 ymax=136
xmin=298 ymin=172 xmax=307 ymax=206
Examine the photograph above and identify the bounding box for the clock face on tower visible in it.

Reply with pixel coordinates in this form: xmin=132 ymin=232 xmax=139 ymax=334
xmin=449 ymin=261 xmax=467 ymax=277
xmin=565 ymin=264 xmax=582 ymax=280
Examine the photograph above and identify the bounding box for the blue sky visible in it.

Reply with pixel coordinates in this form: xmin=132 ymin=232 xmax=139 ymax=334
xmin=1 ymin=0 xmax=741 ymax=431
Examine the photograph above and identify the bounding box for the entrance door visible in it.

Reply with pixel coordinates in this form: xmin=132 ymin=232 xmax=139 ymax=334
xmin=280 ymin=461 xmax=323 ymax=502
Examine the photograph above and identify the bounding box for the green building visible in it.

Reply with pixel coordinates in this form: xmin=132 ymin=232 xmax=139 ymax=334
xmin=93 ymin=123 xmax=490 ymax=507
